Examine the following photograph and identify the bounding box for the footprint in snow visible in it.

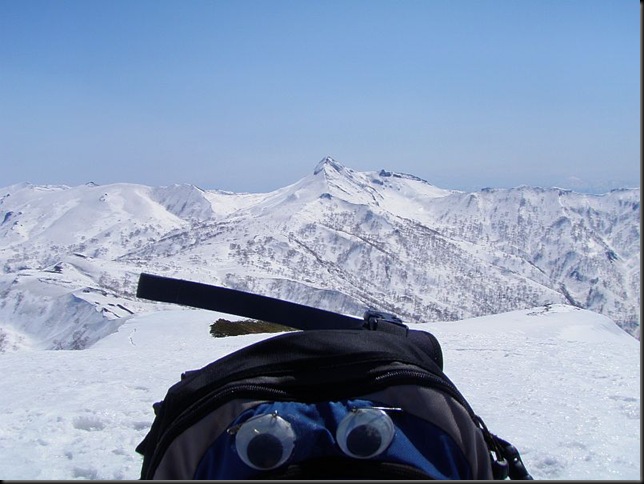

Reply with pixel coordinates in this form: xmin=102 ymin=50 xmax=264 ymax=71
xmin=72 ymin=415 xmax=106 ymax=432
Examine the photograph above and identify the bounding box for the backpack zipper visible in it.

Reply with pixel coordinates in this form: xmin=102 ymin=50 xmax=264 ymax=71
xmin=373 ymin=369 xmax=478 ymax=417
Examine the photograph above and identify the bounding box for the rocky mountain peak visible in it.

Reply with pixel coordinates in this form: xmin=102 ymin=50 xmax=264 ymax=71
xmin=313 ymin=156 xmax=346 ymax=175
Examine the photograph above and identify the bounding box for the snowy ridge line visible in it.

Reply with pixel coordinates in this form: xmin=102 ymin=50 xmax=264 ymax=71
xmin=0 ymin=157 xmax=639 ymax=351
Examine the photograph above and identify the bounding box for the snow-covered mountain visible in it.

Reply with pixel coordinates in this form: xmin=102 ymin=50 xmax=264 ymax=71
xmin=0 ymin=157 xmax=640 ymax=350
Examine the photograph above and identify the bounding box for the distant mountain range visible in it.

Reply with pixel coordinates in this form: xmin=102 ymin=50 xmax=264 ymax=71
xmin=0 ymin=157 xmax=640 ymax=350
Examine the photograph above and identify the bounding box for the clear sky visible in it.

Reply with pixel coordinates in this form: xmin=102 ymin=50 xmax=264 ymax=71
xmin=0 ymin=0 xmax=640 ymax=193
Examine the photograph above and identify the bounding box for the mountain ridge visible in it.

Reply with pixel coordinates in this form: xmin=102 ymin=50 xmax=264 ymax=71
xmin=0 ymin=158 xmax=639 ymax=350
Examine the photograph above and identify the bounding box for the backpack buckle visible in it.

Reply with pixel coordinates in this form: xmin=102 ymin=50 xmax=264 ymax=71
xmin=362 ymin=310 xmax=409 ymax=336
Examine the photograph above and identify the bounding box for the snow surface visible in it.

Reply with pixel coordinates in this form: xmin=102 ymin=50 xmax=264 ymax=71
xmin=0 ymin=304 xmax=639 ymax=480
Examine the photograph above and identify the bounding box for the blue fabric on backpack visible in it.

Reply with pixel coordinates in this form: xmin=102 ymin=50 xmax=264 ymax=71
xmin=194 ymin=399 xmax=472 ymax=479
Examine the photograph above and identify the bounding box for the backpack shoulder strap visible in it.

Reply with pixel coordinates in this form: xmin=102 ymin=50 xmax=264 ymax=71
xmin=136 ymin=273 xmax=408 ymax=334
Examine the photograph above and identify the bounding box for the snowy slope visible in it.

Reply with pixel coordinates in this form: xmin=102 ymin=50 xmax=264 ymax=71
xmin=0 ymin=304 xmax=638 ymax=480
xmin=0 ymin=182 xmax=188 ymax=268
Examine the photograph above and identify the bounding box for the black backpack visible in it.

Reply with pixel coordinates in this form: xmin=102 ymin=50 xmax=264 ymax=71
xmin=135 ymin=273 xmax=532 ymax=480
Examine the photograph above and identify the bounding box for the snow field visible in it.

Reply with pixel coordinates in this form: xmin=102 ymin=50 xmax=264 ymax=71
xmin=0 ymin=305 xmax=639 ymax=480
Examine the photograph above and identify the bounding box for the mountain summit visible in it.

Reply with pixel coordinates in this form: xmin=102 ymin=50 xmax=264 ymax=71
xmin=0 ymin=159 xmax=639 ymax=350
xmin=313 ymin=156 xmax=345 ymax=175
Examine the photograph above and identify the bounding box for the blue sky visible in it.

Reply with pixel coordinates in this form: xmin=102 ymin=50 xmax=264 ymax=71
xmin=0 ymin=0 xmax=639 ymax=193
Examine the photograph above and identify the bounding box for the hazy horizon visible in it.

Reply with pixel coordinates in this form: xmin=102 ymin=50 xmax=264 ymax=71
xmin=1 ymin=0 xmax=639 ymax=194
